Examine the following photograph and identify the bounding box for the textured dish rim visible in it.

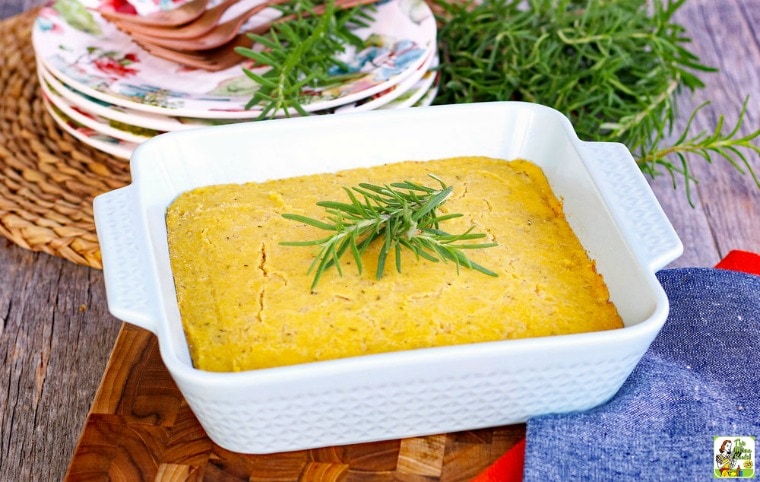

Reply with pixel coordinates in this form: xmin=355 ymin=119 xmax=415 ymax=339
xmin=98 ymin=101 xmax=682 ymax=387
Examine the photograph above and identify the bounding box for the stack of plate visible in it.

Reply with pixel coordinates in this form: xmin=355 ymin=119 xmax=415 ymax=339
xmin=31 ymin=0 xmax=439 ymax=159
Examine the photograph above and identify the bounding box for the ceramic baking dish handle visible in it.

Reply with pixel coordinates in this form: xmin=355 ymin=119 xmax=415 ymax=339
xmin=579 ymin=141 xmax=684 ymax=271
xmin=94 ymin=186 xmax=159 ymax=333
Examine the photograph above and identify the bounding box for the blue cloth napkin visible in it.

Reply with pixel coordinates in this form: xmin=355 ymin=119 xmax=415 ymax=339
xmin=523 ymin=268 xmax=760 ymax=481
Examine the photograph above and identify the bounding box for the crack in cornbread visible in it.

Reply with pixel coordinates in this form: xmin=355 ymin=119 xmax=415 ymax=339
xmin=166 ymin=156 xmax=623 ymax=372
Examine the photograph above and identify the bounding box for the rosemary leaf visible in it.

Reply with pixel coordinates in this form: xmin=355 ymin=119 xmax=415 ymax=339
xmin=280 ymin=213 xmax=337 ymax=231
xmin=235 ymin=0 xmax=374 ymax=117
xmin=281 ymin=175 xmax=498 ymax=290
xmin=432 ymin=0 xmax=760 ymax=202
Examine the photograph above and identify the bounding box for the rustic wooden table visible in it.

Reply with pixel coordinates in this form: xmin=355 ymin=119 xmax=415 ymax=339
xmin=1 ymin=0 xmax=759 ymax=480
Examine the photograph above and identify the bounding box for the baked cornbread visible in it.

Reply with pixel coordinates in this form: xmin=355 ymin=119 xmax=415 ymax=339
xmin=166 ymin=156 xmax=623 ymax=372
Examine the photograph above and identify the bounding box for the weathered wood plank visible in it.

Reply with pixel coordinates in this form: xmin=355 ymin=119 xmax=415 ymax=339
xmin=0 ymin=242 xmax=121 ymax=482
xmin=659 ymin=0 xmax=760 ymax=267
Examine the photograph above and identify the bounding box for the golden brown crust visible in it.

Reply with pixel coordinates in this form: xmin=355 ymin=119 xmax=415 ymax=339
xmin=166 ymin=157 xmax=623 ymax=372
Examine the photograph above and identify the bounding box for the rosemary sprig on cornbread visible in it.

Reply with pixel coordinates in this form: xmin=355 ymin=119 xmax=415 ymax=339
xmin=281 ymin=175 xmax=498 ymax=290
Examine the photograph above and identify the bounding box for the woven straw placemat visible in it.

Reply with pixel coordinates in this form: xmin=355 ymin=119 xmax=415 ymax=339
xmin=0 ymin=8 xmax=131 ymax=269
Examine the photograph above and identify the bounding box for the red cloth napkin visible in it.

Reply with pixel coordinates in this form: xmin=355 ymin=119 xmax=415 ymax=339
xmin=472 ymin=438 xmax=525 ymax=482
xmin=714 ymin=249 xmax=760 ymax=274
xmin=472 ymin=249 xmax=760 ymax=482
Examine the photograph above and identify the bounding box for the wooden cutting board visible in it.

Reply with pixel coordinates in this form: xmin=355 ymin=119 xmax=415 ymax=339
xmin=65 ymin=323 xmax=525 ymax=481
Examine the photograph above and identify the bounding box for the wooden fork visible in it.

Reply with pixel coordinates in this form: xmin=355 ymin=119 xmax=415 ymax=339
xmin=110 ymin=0 xmax=241 ymax=39
xmin=136 ymin=30 xmax=262 ymax=71
xmin=128 ymin=0 xmax=377 ymax=52
xmin=127 ymin=0 xmax=288 ymax=51
xmin=134 ymin=0 xmax=377 ymax=70
xmin=99 ymin=0 xmax=211 ymax=27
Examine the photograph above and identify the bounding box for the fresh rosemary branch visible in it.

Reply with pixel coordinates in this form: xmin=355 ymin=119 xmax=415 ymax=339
xmin=281 ymin=175 xmax=498 ymax=290
xmin=235 ymin=0 xmax=374 ymax=118
xmin=432 ymin=0 xmax=760 ymax=201
xmin=639 ymin=97 xmax=760 ymax=203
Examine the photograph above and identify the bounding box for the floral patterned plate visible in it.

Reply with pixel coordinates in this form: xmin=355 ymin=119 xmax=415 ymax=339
xmin=323 ymin=46 xmax=435 ymax=114
xmin=32 ymin=0 xmax=436 ymax=119
xmin=38 ymin=51 xmax=438 ymax=157
xmin=120 ymin=0 xmax=196 ymax=17
xmin=39 ymin=68 xmax=161 ymax=143
xmin=42 ymin=96 xmax=137 ymax=159
xmin=37 ymin=46 xmax=437 ymax=133
xmin=41 ymin=63 xmax=438 ymax=160
xmin=412 ymin=77 xmax=438 ymax=107
xmin=376 ymin=53 xmax=437 ymax=110
xmin=38 ymin=62 xmax=251 ymax=131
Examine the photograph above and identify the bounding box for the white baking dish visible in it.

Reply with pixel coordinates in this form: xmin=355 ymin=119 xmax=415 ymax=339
xmin=93 ymin=101 xmax=682 ymax=454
